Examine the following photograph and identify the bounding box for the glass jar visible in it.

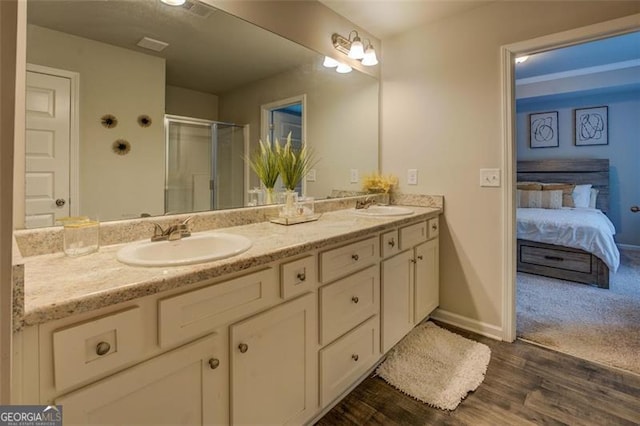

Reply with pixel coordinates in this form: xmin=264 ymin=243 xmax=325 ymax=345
xmin=59 ymin=217 xmax=100 ymax=257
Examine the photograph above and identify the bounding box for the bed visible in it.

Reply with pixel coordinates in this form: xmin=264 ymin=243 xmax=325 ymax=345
xmin=516 ymin=159 xmax=620 ymax=289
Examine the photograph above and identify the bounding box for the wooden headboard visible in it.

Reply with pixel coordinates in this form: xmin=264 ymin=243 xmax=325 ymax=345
xmin=517 ymin=159 xmax=609 ymax=212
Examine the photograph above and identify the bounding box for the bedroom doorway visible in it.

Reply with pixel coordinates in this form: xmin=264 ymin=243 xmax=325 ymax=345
xmin=502 ymin=16 xmax=640 ymax=375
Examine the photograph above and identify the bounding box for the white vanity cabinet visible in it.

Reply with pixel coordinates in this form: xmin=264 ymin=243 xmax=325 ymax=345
xmin=56 ymin=333 xmax=227 ymax=425
xmin=229 ymin=293 xmax=317 ymax=425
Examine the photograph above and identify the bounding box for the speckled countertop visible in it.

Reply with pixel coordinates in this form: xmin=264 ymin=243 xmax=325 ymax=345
xmin=15 ymin=206 xmax=441 ymax=330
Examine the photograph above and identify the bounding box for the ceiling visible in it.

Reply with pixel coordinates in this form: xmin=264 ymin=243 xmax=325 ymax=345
xmin=319 ymin=0 xmax=492 ymax=39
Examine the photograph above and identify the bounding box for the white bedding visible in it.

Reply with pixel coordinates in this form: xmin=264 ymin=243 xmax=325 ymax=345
xmin=517 ymin=207 xmax=620 ymax=272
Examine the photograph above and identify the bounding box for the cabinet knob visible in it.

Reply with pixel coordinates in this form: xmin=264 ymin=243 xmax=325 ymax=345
xmin=238 ymin=343 xmax=249 ymax=353
xmin=296 ymin=272 xmax=306 ymax=282
xmin=388 ymin=238 xmax=395 ymax=247
xmin=351 ymin=254 xmax=359 ymax=261
xmin=410 ymin=258 xmax=417 ymax=264
xmin=95 ymin=341 xmax=111 ymax=356
xmin=417 ymin=255 xmax=423 ymax=260
xmin=208 ymin=358 xmax=220 ymax=369
xmin=432 ymin=224 xmax=438 ymax=231
xmin=351 ymin=296 xmax=359 ymax=304
xmin=352 ymin=354 xmax=359 ymax=362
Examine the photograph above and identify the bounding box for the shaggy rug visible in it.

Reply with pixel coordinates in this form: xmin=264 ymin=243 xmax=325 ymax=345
xmin=376 ymin=321 xmax=491 ymax=410
xmin=517 ymin=249 xmax=640 ymax=375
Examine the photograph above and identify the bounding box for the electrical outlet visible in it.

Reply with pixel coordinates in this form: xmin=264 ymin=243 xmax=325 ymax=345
xmin=407 ymin=169 xmax=418 ymax=185
xmin=350 ymin=169 xmax=359 ymax=184
xmin=306 ymin=169 xmax=316 ymax=182
xmin=480 ymin=168 xmax=501 ymax=187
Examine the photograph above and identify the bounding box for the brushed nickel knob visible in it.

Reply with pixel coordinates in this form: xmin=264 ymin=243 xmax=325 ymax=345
xmin=208 ymin=358 xmax=220 ymax=369
xmin=55 ymin=198 xmax=66 ymax=207
xmin=296 ymin=272 xmax=306 ymax=282
xmin=352 ymin=296 xmax=359 ymax=304
xmin=417 ymin=255 xmax=423 ymax=260
xmin=96 ymin=341 xmax=111 ymax=356
xmin=352 ymin=354 xmax=359 ymax=362
xmin=410 ymin=258 xmax=417 ymax=264
xmin=432 ymin=224 xmax=438 ymax=231
xmin=388 ymin=238 xmax=395 ymax=247
xmin=238 ymin=343 xmax=248 ymax=353
xmin=352 ymin=254 xmax=359 ymax=261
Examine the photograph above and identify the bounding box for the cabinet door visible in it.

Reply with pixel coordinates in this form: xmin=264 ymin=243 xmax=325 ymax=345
xmin=381 ymin=250 xmax=414 ymax=353
xmin=230 ymin=293 xmax=317 ymax=426
xmin=414 ymin=239 xmax=439 ymax=324
xmin=56 ymin=333 xmax=227 ymax=425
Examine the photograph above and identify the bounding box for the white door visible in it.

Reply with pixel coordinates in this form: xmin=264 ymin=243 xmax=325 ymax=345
xmin=25 ymin=71 xmax=71 ymax=228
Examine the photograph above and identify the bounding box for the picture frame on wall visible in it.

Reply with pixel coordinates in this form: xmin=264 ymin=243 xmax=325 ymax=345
xmin=529 ymin=111 xmax=559 ymax=148
xmin=575 ymin=106 xmax=608 ymax=146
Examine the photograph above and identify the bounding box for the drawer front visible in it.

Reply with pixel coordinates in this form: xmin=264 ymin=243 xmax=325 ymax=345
xmin=520 ymin=245 xmax=592 ymax=273
xmin=53 ymin=307 xmax=143 ymax=391
xmin=319 ymin=265 xmax=379 ymax=345
xmin=319 ymin=315 xmax=380 ymax=406
xmin=399 ymin=221 xmax=427 ymax=250
xmin=319 ymin=237 xmax=379 ymax=283
xmin=159 ymin=268 xmax=278 ymax=348
xmin=380 ymin=230 xmax=399 ymax=258
xmin=281 ymin=255 xmax=316 ymax=299
xmin=428 ymin=217 xmax=439 ymax=240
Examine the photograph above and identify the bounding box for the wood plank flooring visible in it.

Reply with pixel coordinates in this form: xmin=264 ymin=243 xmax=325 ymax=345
xmin=316 ymin=324 xmax=640 ymax=425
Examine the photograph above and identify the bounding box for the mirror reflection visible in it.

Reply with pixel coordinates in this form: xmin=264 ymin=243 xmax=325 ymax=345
xmin=23 ymin=0 xmax=379 ymax=228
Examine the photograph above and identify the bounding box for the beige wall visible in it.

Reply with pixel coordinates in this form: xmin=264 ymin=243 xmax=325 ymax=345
xmin=218 ymin=62 xmax=378 ymax=198
xmin=166 ymin=85 xmax=219 ymax=121
xmin=27 ymin=25 xmax=166 ymax=221
xmin=381 ymin=1 xmax=640 ymax=332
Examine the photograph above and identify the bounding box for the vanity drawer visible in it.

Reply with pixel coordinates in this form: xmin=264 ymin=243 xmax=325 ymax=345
xmin=280 ymin=255 xmax=316 ymax=299
xmin=319 ymin=315 xmax=380 ymax=406
xmin=381 ymin=230 xmax=399 ymax=258
xmin=520 ymin=245 xmax=592 ymax=273
xmin=158 ymin=268 xmax=278 ymax=348
xmin=319 ymin=237 xmax=379 ymax=283
xmin=428 ymin=217 xmax=439 ymax=240
xmin=399 ymin=221 xmax=427 ymax=250
xmin=53 ymin=307 xmax=143 ymax=392
xmin=319 ymin=265 xmax=379 ymax=345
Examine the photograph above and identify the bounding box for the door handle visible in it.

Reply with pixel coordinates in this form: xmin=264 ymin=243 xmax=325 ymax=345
xmin=631 ymin=206 xmax=640 ymax=213
xmin=55 ymin=198 xmax=66 ymax=207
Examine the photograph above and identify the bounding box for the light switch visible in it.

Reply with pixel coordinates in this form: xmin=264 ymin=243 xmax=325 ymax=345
xmin=306 ymin=169 xmax=316 ymax=182
xmin=350 ymin=169 xmax=359 ymax=183
xmin=407 ymin=169 xmax=418 ymax=185
xmin=480 ymin=168 xmax=501 ymax=187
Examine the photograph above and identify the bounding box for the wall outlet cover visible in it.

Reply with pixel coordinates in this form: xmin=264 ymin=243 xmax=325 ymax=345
xmin=407 ymin=169 xmax=418 ymax=185
xmin=350 ymin=169 xmax=359 ymax=184
xmin=480 ymin=168 xmax=501 ymax=187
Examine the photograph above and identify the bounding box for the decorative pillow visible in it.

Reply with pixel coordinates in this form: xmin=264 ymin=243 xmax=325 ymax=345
xmin=573 ymin=184 xmax=593 ymax=209
xmin=540 ymin=183 xmax=575 ymax=207
xmin=589 ymin=188 xmax=599 ymax=209
xmin=517 ymin=181 xmax=543 ymax=191
xmin=517 ymin=189 xmax=563 ymax=209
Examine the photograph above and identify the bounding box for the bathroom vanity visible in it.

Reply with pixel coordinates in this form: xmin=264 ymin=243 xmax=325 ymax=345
xmin=12 ymin=200 xmax=441 ymax=425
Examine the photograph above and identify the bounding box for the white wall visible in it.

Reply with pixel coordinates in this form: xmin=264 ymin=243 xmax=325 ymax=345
xmin=166 ymin=85 xmax=219 ymax=121
xmin=218 ymin=63 xmax=378 ymax=198
xmin=517 ymin=89 xmax=640 ymax=246
xmin=381 ymin=1 xmax=640 ymax=331
xmin=27 ymin=25 xmax=166 ymax=221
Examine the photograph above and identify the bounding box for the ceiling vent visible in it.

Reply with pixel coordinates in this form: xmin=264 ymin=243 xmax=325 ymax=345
xmin=181 ymin=0 xmax=215 ymax=18
xmin=136 ymin=37 xmax=169 ymax=52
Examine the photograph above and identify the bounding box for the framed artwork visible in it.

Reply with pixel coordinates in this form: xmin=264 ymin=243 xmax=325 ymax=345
xmin=575 ymin=106 xmax=608 ymax=146
xmin=529 ymin=111 xmax=559 ymax=148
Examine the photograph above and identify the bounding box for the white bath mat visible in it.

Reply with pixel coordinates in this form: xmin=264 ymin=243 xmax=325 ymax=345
xmin=376 ymin=321 xmax=491 ymax=410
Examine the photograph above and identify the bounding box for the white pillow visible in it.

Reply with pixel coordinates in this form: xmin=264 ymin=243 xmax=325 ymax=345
xmin=572 ymin=184 xmax=592 ymax=208
xmin=589 ymin=188 xmax=599 ymax=209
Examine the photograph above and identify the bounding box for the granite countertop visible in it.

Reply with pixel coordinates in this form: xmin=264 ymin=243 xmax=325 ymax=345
xmin=16 ymin=206 xmax=441 ymax=330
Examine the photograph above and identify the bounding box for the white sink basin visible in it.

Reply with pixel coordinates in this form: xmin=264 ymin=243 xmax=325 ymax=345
xmin=353 ymin=205 xmax=414 ymax=217
xmin=116 ymin=232 xmax=252 ymax=267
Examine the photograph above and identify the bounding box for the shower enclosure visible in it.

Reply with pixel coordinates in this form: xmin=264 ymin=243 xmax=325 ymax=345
xmin=165 ymin=115 xmax=246 ymax=214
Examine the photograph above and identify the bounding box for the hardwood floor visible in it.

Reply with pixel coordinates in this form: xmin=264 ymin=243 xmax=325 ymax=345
xmin=316 ymin=324 xmax=640 ymax=425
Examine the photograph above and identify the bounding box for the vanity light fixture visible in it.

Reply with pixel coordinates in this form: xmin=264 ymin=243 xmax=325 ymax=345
xmin=160 ymin=0 xmax=186 ymax=5
xmin=323 ymin=56 xmax=339 ymax=68
xmin=332 ymin=30 xmax=378 ymax=66
xmin=336 ymin=63 xmax=352 ymax=74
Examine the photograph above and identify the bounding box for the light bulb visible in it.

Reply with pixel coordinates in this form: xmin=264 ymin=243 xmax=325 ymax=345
xmin=161 ymin=0 xmax=186 ymax=5
xmin=336 ymin=63 xmax=352 ymax=74
xmin=323 ymin=56 xmax=339 ymax=68
xmin=348 ymin=40 xmax=365 ymax=59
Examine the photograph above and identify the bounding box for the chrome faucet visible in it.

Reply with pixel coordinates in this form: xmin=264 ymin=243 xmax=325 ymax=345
xmin=151 ymin=216 xmax=193 ymax=241
xmin=355 ymin=197 xmax=377 ymax=210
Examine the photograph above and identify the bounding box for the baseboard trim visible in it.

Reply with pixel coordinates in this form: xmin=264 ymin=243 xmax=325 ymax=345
xmin=617 ymin=243 xmax=640 ymax=252
xmin=430 ymin=309 xmax=503 ymax=341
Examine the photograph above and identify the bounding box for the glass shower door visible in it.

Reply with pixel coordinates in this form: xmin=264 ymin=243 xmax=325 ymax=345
xmin=212 ymin=123 xmax=246 ymax=210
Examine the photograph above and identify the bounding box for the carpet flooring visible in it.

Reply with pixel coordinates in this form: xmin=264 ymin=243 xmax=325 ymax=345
xmin=517 ymin=249 xmax=640 ymax=375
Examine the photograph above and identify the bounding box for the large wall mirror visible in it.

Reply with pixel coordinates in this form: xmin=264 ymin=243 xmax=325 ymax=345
xmin=21 ymin=0 xmax=379 ymax=229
